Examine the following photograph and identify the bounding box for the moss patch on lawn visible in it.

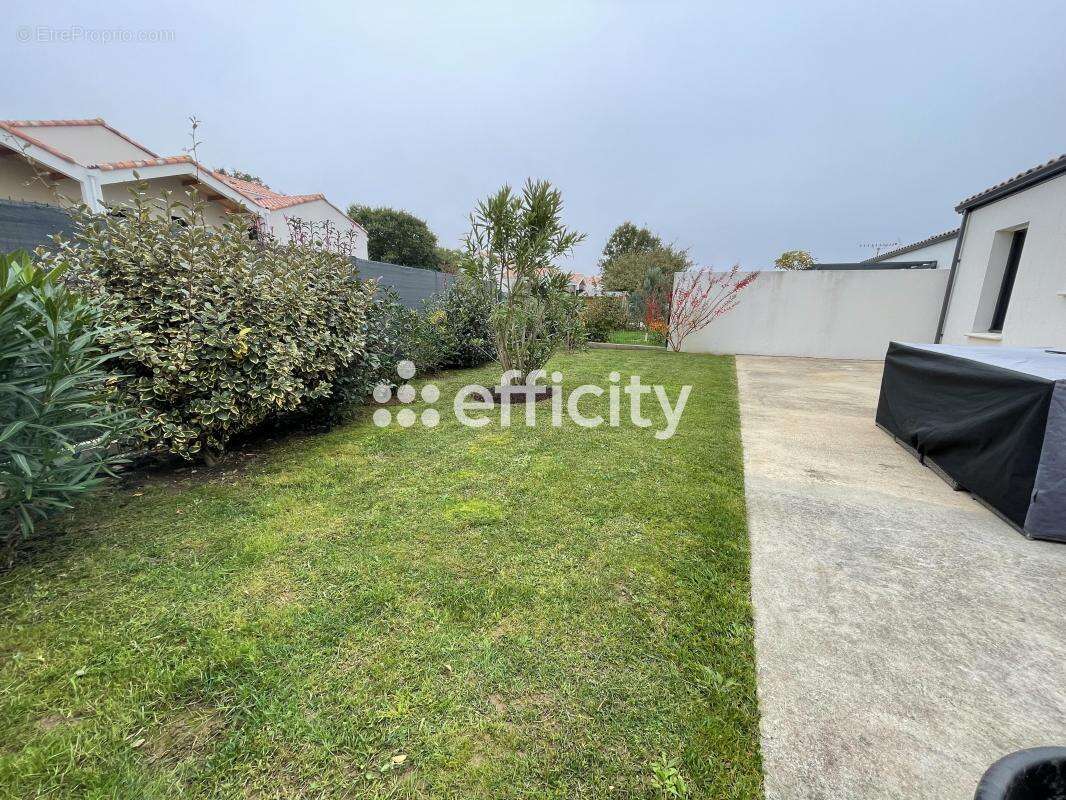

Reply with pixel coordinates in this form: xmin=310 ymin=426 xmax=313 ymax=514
xmin=0 ymin=349 xmax=761 ymax=799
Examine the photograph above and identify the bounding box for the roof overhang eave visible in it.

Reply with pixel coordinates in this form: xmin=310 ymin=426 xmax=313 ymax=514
xmin=0 ymin=130 xmax=88 ymax=183
xmin=94 ymin=161 xmax=257 ymax=213
xmin=955 ymin=158 xmax=1066 ymax=213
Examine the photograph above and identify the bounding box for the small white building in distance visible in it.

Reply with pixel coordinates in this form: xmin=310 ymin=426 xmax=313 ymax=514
xmin=0 ymin=118 xmax=368 ymax=257
xmin=567 ymin=272 xmax=604 ymax=295
xmin=863 ymin=229 xmax=960 ymax=269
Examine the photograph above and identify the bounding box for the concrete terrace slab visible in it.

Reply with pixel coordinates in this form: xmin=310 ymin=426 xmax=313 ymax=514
xmin=736 ymin=356 xmax=1066 ymax=800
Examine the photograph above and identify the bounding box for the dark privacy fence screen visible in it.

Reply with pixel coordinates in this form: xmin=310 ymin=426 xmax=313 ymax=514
xmin=0 ymin=200 xmax=76 ymax=253
xmin=353 ymin=258 xmax=455 ymax=309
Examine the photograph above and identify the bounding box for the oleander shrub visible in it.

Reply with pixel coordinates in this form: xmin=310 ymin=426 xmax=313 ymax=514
xmin=462 ymin=180 xmax=586 ymax=380
xmin=0 ymin=251 xmax=130 ymax=566
xmin=41 ymin=189 xmax=372 ymax=461
xmin=483 ymin=270 xmax=588 ymax=371
xmin=582 ymin=295 xmax=630 ymax=341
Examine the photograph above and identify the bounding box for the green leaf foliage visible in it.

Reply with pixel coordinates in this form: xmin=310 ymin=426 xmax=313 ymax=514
xmin=774 ymin=249 xmax=814 ymax=270
xmin=599 ymin=222 xmax=663 ymax=270
xmin=346 ymin=205 xmax=441 ymax=270
xmin=0 ymin=251 xmax=131 ymax=565
xmin=420 ymin=277 xmax=498 ymax=371
xmin=582 ymin=295 xmax=631 ymax=341
xmin=434 ymin=246 xmax=464 ymax=274
xmin=39 ymin=188 xmax=374 ymax=461
xmin=601 ymin=245 xmax=692 ymax=294
xmin=461 ymin=179 xmax=587 ymax=379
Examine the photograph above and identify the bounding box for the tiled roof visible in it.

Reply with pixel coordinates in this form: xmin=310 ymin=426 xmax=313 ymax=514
xmin=1 ymin=118 xmax=363 ymax=231
xmin=567 ymin=272 xmax=601 ymax=285
xmin=213 ymin=174 xmax=275 ymax=202
xmin=3 ymin=118 xmax=105 ymax=128
xmin=262 ymin=193 xmax=326 ymax=210
xmin=538 ymin=271 xmax=603 ymax=292
xmin=90 ymin=156 xmax=194 ymax=170
xmin=0 ymin=122 xmax=81 ymax=166
xmin=0 ymin=118 xmax=159 ymax=161
xmin=956 ymin=154 xmax=1066 ymax=212
xmin=215 ymin=173 xmax=325 ymax=211
xmin=863 ymin=229 xmax=959 ymax=263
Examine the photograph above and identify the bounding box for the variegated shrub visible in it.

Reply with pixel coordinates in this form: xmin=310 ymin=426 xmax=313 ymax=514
xmin=41 ymin=187 xmax=373 ymax=461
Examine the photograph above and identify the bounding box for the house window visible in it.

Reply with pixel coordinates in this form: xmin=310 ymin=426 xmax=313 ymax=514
xmin=989 ymin=229 xmax=1026 ymax=332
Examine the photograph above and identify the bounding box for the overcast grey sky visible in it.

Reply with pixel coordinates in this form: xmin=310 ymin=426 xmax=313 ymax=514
xmin=5 ymin=0 xmax=1066 ymax=270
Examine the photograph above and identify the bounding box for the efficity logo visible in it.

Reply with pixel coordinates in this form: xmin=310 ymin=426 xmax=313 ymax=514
xmin=371 ymin=360 xmax=442 ymax=428
xmin=373 ymin=361 xmax=691 ymax=440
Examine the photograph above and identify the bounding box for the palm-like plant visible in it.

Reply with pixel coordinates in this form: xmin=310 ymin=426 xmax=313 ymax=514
xmin=461 ymin=179 xmax=585 ymax=381
xmin=0 ymin=252 xmax=129 ymax=566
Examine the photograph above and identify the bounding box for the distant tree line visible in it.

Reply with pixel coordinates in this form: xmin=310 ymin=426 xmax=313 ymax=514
xmin=345 ymin=202 xmax=813 ymax=277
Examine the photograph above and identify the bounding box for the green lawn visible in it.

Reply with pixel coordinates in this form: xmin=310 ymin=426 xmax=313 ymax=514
xmin=0 ymin=349 xmax=761 ymax=799
xmin=602 ymin=330 xmax=666 ymax=347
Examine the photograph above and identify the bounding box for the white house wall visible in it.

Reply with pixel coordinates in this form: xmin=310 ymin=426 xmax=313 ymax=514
xmin=941 ymin=173 xmax=1066 ymax=348
xmin=677 ymin=269 xmax=949 ymax=359
xmin=0 ymin=156 xmax=82 ymax=204
xmin=875 ymin=237 xmax=957 ymax=268
xmin=101 ymin=176 xmax=234 ymax=227
xmin=266 ymin=199 xmax=369 ymax=259
xmin=11 ymin=124 xmax=153 ymax=166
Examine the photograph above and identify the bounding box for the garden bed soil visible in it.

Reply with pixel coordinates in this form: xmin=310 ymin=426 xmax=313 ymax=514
xmin=490 ymin=384 xmax=555 ymax=404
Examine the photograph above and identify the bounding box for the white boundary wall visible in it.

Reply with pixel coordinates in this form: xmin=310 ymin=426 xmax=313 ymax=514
xmin=676 ymin=269 xmax=950 ymax=360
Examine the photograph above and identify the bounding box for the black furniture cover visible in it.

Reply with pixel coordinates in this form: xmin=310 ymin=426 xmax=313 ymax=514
xmin=973 ymin=747 xmax=1066 ymax=800
xmin=877 ymin=342 xmax=1066 ymax=542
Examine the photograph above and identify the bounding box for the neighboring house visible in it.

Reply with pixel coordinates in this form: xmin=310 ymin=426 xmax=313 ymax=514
xmin=0 ymin=118 xmax=368 ymax=257
xmin=566 ymin=272 xmax=603 ymax=295
xmin=572 ymin=274 xmax=628 ymax=298
xmin=497 ymin=267 xmax=606 ymax=295
xmin=863 ymin=229 xmax=959 ymax=269
xmin=937 ymin=154 xmax=1066 ymax=348
xmin=213 ymin=173 xmax=365 ymax=250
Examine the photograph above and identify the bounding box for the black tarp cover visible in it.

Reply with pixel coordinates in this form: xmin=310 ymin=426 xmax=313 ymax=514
xmin=877 ymin=342 xmax=1066 ymax=542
